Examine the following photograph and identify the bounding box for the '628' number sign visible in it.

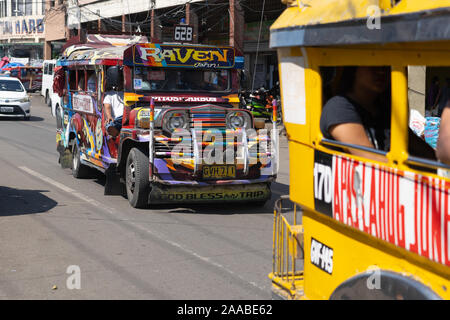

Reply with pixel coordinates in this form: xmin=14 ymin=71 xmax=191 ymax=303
xmin=173 ymin=25 xmax=193 ymax=42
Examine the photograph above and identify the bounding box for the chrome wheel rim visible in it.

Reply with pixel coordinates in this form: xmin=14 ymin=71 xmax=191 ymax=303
xmin=73 ymin=148 xmax=79 ymax=170
xmin=127 ymin=160 xmax=136 ymax=194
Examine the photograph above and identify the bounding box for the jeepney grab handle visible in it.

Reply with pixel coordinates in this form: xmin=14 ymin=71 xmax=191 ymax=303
xmin=149 ymin=98 xmax=155 ymax=180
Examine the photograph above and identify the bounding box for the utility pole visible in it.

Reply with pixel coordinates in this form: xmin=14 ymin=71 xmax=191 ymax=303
xmin=229 ymin=0 xmax=244 ymax=56
xmin=66 ymin=0 xmax=81 ymax=39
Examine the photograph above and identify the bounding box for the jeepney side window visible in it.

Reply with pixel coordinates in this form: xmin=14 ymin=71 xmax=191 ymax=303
xmin=86 ymin=70 xmax=97 ymax=94
xmin=68 ymin=69 xmax=78 ymax=92
xmin=78 ymin=69 xmax=87 ymax=92
xmin=319 ymin=66 xmax=391 ymax=162
xmin=407 ymin=66 xmax=449 ymax=171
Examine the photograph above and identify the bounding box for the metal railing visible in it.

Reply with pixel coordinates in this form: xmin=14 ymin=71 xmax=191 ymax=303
xmin=270 ymin=195 xmax=304 ymax=297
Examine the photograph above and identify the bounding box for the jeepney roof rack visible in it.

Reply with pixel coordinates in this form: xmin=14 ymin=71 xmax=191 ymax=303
xmin=270 ymin=0 xmax=450 ymax=48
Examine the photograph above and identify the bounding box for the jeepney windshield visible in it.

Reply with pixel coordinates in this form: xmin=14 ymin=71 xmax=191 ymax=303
xmin=133 ymin=67 xmax=230 ymax=92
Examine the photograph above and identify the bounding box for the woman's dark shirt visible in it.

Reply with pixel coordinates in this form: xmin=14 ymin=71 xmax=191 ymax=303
xmin=320 ymin=95 xmax=391 ymax=151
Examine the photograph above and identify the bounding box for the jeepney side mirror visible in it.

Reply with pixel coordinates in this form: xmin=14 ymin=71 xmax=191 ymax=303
xmin=106 ymin=66 xmax=122 ymax=89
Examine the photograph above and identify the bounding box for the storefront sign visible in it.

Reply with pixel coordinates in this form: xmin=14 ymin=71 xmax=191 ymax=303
xmin=0 ymin=18 xmax=44 ymax=36
xmin=10 ymin=57 xmax=29 ymax=65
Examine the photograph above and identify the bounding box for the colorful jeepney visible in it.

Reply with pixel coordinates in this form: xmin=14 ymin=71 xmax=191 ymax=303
xmin=1 ymin=65 xmax=43 ymax=92
xmin=56 ymin=35 xmax=278 ymax=208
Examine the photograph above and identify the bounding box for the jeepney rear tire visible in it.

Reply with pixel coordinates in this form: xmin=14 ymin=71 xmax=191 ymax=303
xmin=72 ymin=144 xmax=91 ymax=179
xmin=125 ymin=147 xmax=149 ymax=209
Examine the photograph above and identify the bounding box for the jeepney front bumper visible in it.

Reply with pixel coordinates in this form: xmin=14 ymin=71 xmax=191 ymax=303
xmin=148 ymin=181 xmax=272 ymax=204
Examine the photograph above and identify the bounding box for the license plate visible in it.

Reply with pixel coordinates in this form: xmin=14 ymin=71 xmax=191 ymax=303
xmin=0 ymin=107 xmax=13 ymax=113
xmin=202 ymin=165 xmax=236 ymax=179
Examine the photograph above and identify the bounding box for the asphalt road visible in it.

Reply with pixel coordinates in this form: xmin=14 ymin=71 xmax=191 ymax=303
xmin=0 ymin=93 xmax=291 ymax=299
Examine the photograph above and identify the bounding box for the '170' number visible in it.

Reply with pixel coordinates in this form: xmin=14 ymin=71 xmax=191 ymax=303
xmin=314 ymin=163 xmax=332 ymax=204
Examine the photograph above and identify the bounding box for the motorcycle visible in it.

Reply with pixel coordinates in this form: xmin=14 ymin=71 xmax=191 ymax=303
xmin=239 ymin=84 xmax=283 ymax=125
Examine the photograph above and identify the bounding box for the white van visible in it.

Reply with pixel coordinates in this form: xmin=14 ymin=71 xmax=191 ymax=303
xmin=41 ymin=60 xmax=60 ymax=116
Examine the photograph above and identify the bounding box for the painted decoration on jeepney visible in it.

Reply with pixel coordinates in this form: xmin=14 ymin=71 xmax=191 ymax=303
xmin=85 ymin=34 xmax=147 ymax=46
xmin=95 ymin=118 xmax=103 ymax=152
xmin=72 ymin=94 xmax=94 ymax=114
xmin=313 ymin=150 xmax=450 ymax=267
xmin=129 ymin=44 xmax=235 ymax=68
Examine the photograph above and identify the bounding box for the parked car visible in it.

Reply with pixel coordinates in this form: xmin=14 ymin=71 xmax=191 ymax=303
xmin=0 ymin=76 xmax=31 ymax=120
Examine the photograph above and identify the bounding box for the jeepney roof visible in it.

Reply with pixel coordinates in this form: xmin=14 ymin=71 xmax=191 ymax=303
xmin=59 ymin=34 xmax=148 ymax=66
xmin=59 ymin=45 xmax=129 ymax=66
xmin=270 ymin=0 xmax=450 ymax=48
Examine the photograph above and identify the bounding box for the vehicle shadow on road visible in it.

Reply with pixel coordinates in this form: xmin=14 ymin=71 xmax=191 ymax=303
xmin=0 ymin=186 xmax=58 ymax=216
xmin=0 ymin=116 xmax=45 ymax=122
xmin=27 ymin=116 xmax=45 ymax=122
xmin=91 ymin=173 xmax=291 ymax=215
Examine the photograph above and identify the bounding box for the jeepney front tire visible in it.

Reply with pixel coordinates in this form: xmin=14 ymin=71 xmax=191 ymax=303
xmin=72 ymin=144 xmax=91 ymax=179
xmin=125 ymin=147 xmax=149 ymax=209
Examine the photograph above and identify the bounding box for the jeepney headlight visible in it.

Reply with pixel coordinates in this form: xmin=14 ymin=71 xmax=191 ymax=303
xmin=163 ymin=111 xmax=189 ymax=132
xmin=136 ymin=108 xmax=162 ymax=129
xmin=136 ymin=109 xmax=150 ymax=129
xmin=226 ymin=111 xmax=251 ymax=130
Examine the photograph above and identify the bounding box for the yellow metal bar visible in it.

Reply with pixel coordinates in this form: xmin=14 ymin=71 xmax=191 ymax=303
xmin=276 ymin=214 xmax=281 ymax=275
xmin=272 ymin=206 xmax=277 ymax=274
xmin=387 ymin=66 xmax=409 ymax=169
xmin=282 ymin=222 xmax=285 ymax=277
xmin=290 ymin=233 xmax=295 ymax=288
xmin=285 ymin=225 xmax=288 ymax=280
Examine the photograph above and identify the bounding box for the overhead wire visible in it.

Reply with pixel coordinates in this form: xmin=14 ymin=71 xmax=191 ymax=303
xmin=251 ymin=0 xmax=266 ymax=92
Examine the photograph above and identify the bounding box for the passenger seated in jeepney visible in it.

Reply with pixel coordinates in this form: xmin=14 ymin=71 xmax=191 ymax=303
xmin=78 ymin=77 xmax=85 ymax=92
xmin=436 ymin=99 xmax=450 ymax=164
xmin=104 ymin=82 xmax=124 ymax=138
xmin=87 ymin=72 xmax=97 ymax=93
xmin=320 ymin=66 xmax=436 ymax=163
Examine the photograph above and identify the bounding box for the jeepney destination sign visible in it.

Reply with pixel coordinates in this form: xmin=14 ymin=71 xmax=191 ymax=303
xmin=130 ymin=44 xmax=235 ymax=68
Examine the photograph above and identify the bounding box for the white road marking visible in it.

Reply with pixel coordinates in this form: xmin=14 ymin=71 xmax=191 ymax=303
xmin=18 ymin=166 xmax=268 ymax=294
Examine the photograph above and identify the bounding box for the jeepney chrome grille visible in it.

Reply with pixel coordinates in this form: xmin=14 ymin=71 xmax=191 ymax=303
xmin=190 ymin=109 xmax=227 ymax=129
xmin=154 ymin=140 xmax=193 ymax=158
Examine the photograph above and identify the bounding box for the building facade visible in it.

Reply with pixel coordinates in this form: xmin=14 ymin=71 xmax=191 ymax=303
xmin=0 ymin=0 xmax=46 ymax=60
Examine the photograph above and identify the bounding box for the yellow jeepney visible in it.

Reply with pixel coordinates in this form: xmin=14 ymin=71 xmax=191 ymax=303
xmin=269 ymin=0 xmax=450 ymax=299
